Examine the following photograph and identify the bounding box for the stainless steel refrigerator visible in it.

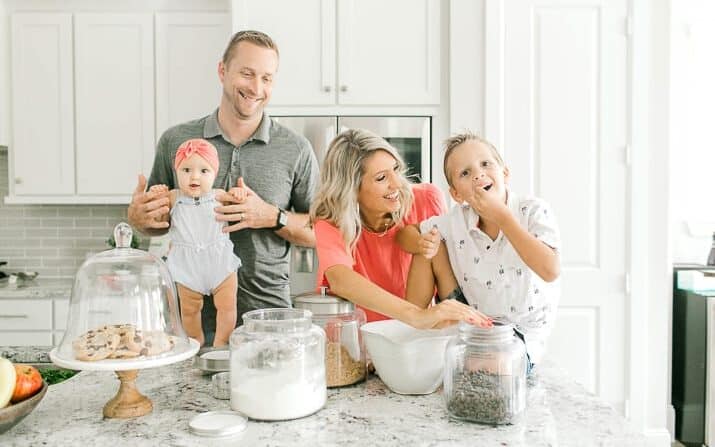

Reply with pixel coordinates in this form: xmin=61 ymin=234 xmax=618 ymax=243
xmin=272 ymin=115 xmax=432 ymax=296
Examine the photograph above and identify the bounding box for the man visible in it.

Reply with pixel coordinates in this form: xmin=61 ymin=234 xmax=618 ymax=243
xmin=128 ymin=30 xmax=319 ymax=338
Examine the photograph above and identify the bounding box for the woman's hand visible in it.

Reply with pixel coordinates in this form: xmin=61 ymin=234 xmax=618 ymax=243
xmin=407 ymin=299 xmax=493 ymax=330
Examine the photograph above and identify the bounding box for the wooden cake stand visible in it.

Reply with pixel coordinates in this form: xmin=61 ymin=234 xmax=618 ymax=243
xmin=49 ymin=338 xmax=200 ymax=418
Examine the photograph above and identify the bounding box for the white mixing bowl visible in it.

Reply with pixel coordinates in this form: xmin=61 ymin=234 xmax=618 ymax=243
xmin=360 ymin=320 xmax=456 ymax=395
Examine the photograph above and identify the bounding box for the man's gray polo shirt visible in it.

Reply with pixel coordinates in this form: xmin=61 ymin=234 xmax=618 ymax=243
xmin=147 ymin=110 xmax=319 ymax=312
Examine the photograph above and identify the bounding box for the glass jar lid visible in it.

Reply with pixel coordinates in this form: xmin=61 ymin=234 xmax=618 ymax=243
xmin=189 ymin=411 xmax=247 ymax=437
xmin=293 ymin=286 xmax=355 ymax=315
xmin=459 ymin=319 xmax=516 ymax=344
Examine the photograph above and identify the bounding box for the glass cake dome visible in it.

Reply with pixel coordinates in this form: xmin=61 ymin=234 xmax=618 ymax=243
xmin=51 ymin=223 xmax=199 ymax=371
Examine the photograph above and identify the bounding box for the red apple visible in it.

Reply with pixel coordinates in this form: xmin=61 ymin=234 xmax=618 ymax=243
xmin=11 ymin=364 xmax=42 ymax=403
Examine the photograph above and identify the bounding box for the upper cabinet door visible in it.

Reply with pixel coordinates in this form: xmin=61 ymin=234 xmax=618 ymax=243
xmin=155 ymin=13 xmax=230 ymax=139
xmin=337 ymin=0 xmax=440 ymax=105
xmin=74 ymin=14 xmax=154 ymax=196
xmin=11 ymin=13 xmax=75 ymax=195
xmin=232 ymin=0 xmax=336 ymax=106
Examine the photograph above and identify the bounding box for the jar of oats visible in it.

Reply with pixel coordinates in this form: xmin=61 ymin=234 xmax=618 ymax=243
xmin=293 ymin=287 xmax=367 ymax=387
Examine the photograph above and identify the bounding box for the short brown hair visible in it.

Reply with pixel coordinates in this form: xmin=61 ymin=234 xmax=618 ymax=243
xmin=222 ymin=30 xmax=279 ymax=66
xmin=443 ymin=132 xmax=505 ymax=186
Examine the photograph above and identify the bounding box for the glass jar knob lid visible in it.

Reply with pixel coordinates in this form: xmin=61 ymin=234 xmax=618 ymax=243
xmin=113 ymin=222 xmax=133 ymax=249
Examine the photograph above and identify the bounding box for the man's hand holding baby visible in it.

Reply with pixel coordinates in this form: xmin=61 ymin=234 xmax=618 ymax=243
xmin=127 ymin=175 xmax=171 ymax=232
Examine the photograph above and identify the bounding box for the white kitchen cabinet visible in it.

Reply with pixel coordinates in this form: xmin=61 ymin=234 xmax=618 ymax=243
xmin=0 ymin=332 xmax=54 ymax=346
xmin=232 ymin=0 xmax=440 ymax=106
xmin=74 ymin=13 xmax=155 ymax=196
xmin=232 ymin=0 xmax=335 ymax=105
xmin=0 ymin=298 xmax=70 ymax=346
xmin=53 ymin=299 xmax=69 ymax=331
xmin=0 ymin=300 xmax=53 ymax=331
xmin=0 ymin=1 xmax=10 ymax=148
xmin=10 ymin=13 xmax=75 ymax=196
xmin=6 ymin=12 xmax=153 ymax=203
xmin=53 ymin=298 xmax=69 ymax=346
xmin=155 ymin=12 xmax=231 ymax=137
xmin=0 ymin=299 xmax=53 ymax=346
xmin=336 ymin=0 xmax=440 ymax=105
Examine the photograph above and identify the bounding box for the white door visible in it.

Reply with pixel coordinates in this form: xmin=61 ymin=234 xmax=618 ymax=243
xmin=501 ymin=0 xmax=628 ymax=412
xmin=155 ymin=13 xmax=230 ymax=139
xmin=232 ymin=0 xmax=336 ymax=106
xmin=74 ymin=13 xmax=155 ymax=196
xmin=10 ymin=13 xmax=74 ymax=196
xmin=336 ymin=0 xmax=440 ymax=105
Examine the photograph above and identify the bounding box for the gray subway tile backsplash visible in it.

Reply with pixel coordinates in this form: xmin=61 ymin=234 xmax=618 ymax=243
xmin=0 ymin=152 xmax=128 ymax=277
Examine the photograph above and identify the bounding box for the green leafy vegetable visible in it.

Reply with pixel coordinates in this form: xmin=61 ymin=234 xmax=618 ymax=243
xmin=39 ymin=368 xmax=78 ymax=385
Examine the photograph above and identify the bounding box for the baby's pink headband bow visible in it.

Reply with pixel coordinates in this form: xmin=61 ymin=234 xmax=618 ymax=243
xmin=174 ymin=139 xmax=220 ymax=173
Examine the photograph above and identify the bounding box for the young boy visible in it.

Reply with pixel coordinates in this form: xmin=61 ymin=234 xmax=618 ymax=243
xmin=403 ymin=132 xmax=561 ymax=369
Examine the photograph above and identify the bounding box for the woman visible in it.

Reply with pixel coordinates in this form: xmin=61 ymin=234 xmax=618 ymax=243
xmin=310 ymin=128 xmax=488 ymax=329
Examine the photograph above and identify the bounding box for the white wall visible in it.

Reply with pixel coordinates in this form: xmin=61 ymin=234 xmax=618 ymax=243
xmin=644 ymin=1 xmax=672 ymax=443
xmin=670 ymin=0 xmax=715 ymax=264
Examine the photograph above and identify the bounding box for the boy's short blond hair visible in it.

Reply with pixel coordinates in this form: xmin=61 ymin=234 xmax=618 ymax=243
xmin=443 ymin=132 xmax=505 ymax=186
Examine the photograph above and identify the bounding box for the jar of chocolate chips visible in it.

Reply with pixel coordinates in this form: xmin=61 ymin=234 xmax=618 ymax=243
xmin=293 ymin=287 xmax=367 ymax=387
xmin=443 ymin=321 xmax=527 ymax=424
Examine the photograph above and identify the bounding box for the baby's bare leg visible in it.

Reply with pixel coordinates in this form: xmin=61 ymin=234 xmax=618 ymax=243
xmin=177 ymin=284 xmax=205 ymax=346
xmin=212 ymin=272 xmax=238 ymax=347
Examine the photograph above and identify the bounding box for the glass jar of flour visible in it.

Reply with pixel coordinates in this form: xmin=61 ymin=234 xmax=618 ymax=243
xmin=229 ymin=308 xmax=326 ymax=420
xmin=443 ymin=321 xmax=527 ymax=424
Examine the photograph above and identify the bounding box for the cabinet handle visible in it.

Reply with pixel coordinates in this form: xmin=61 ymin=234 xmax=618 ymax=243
xmin=14 ymin=177 xmax=22 ymax=185
xmin=323 ymin=86 xmax=332 ymax=93
xmin=0 ymin=314 xmax=29 ymax=319
xmin=340 ymin=85 xmax=348 ymax=93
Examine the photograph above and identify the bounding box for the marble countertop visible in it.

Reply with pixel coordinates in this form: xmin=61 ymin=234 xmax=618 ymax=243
xmin=0 ymin=278 xmax=73 ymax=299
xmin=0 ymin=349 xmax=647 ymax=446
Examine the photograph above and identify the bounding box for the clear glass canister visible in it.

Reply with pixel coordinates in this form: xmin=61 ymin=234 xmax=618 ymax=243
xmin=293 ymin=287 xmax=367 ymax=387
xmin=229 ymin=308 xmax=326 ymax=421
xmin=443 ymin=321 xmax=527 ymax=424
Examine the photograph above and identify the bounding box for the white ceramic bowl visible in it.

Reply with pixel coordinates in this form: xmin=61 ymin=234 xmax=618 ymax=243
xmin=360 ymin=320 xmax=456 ymax=395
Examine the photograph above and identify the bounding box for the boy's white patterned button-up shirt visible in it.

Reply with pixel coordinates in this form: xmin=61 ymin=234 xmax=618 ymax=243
xmin=420 ymin=190 xmax=561 ymax=364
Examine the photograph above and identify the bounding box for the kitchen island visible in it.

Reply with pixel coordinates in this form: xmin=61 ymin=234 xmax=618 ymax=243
xmin=0 ymin=348 xmax=646 ymax=446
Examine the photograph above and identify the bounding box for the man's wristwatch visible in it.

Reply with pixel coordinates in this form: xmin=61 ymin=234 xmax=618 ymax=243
xmin=273 ymin=207 xmax=288 ymax=230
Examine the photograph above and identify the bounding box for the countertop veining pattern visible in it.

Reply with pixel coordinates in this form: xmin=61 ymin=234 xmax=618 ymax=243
xmin=0 ymin=278 xmax=73 ymax=299
xmin=0 ymin=352 xmax=647 ymax=447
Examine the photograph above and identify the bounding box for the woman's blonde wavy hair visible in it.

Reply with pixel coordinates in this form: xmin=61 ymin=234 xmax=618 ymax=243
xmin=310 ymin=128 xmax=414 ymax=252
